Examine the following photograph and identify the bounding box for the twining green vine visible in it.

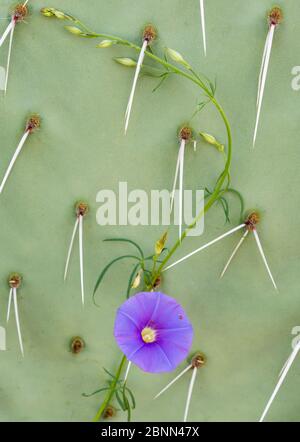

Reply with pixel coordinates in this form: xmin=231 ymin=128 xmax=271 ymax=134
xmin=41 ymin=7 xmax=243 ymax=421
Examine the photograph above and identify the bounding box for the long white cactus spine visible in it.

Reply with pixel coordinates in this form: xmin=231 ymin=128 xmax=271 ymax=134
xmin=6 ymin=288 xmax=13 ymax=322
xmin=0 ymin=129 xmax=29 ymax=194
xmin=253 ymin=228 xmax=277 ymax=290
xmin=0 ymin=20 xmax=14 ymax=48
xmin=124 ymin=39 xmax=148 ymax=134
xmin=4 ymin=18 xmax=16 ymax=94
xmin=78 ymin=214 xmax=85 ymax=305
xmin=257 ymin=26 xmax=273 ymax=106
xmin=199 ymin=0 xmax=207 ymax=56
xmin=13 ymin=288 xmax=24 ymax=357
xmin=164 ymin=223 xmax=246 ymax=271
xmin=253 ymin=24 xmax=275 ymax=147
xmin=220 ymin=229 xmax=249 ymax=278
xmin=0 ymin=326 xmax=6 ymax=351
xmin=183 ymin=366 xmax=197 ymax=422
xmin=64 ymin=217 xmax=79 ymax=281
xmin=260 ymin=341 xmax=300 ymax=422
xmin=170 ymin=140 xmax=185 ymax=212
xmin=154 ymin=364 xmax=192 ymax=399
xmin=178 ymin=139 xmax=185 ymax=240
xmin=0 ymin=0 xmax=30 ymax=93
xmin=124 ymin=361 xmax=132 ymax=383
xmin=169 ymin=139 xmax=186 ymax=240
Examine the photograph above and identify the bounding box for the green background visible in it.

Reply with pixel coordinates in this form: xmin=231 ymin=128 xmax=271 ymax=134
xmin=0 ymin=0 xmax=299 ymax=422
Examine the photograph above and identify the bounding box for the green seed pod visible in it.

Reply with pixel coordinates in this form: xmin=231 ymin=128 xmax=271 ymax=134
xmin=52 ymin=9 xmax=69 ymax=19
xmin=199 ymin=132 xmax=224 ymax=152
xmin=97 ymin=40 xmax=117 ymax=48
xmin=64 ymin=26 xmax=84 ymax=36
xmin=40 ymin=7 xmax=56 ymax=17
xmin=166 ymin=48 xmax=190 ymax=69
xmin=114 ymin=57 xmax=137 ymax=67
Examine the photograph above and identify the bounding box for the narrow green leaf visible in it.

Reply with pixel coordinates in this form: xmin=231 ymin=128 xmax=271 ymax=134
xmin=226 ymin=188 xmax=245 ymax=221
xmin=152 ymin=73 xmax=169 ymax=93
xmin=219 ymin=197 xmax=230 ymax=223
xmin=125 ymin=387 xmax=136 ymax=409
xmin=114 ymin=57 xmax=137 ymax=67
xmin=192 ymin=100 xmax=209 ymax=118
xmin=115 ymin=390 xmax=126 ymax=411
xmin=147 ymin=45 xmax=154 ymax=54
xmin=144 ymin=255 xmax=155 ymax=261
xmin=82 ymin=387 xmax=110 ymax=397
xmin=103 ymin=367 xmax=121 ymax=383
xmin=93 ymin=255 xmax=140 ymax=303
xmin=103 ymin=238 xmax=144 ymax=258
xmin=160 ymin=247 xmax=169 ymax=255
xmin=204 ymin=187 xmax=212 ymax=198
xmin=122 ymin=387 xmax=131 ymax=422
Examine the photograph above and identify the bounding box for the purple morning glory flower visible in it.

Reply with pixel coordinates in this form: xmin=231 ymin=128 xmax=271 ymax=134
xmin=114 ymin=291 xmax=193 ymax=373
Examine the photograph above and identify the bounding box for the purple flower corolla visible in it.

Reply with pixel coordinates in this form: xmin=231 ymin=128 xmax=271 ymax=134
xmin=114 ymin=292 xmax=193 ymax=373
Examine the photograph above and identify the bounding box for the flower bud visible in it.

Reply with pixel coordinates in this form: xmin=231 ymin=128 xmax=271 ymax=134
xmin=97 ymin=39 xmax=117 ymax=48
xmin=65 ymin=26 xmax=83 ymax=36
xmin=41 ymin=8 xmax=73 ymax=21
xmin=199 ymin=132 xmax=224 ymax=152
xmin=132 ymin=269 xmax=143 ymax=289
xmin=155 ymin=232 xmax=168 ymax=256
xmin=54 ymin=10 xmax=67 ymax=20
xmin=114 ymin=57 xmax=137 ymax=67
xmin=166 ymin=48 xmax=191 ymax=69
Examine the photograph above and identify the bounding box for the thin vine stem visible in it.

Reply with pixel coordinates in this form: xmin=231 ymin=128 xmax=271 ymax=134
xmin=44 ymin=11 xmax=233 ymax=420
xmin=93 ymin=355 xmax=127 ymax=422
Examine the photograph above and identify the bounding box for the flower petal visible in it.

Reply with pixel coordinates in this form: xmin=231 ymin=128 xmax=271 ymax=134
xmin=116 ymin=292 xmax=161 ymax=330
xmin=114 ymin=292 xmax=194 ymax=373
xmin=149 ymin=293 xmax=192 ymax=331
xmin=158 ymin=327 xmax=193 ymax=368
xmin=128 ymin=342 xmax=173 ymax=373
